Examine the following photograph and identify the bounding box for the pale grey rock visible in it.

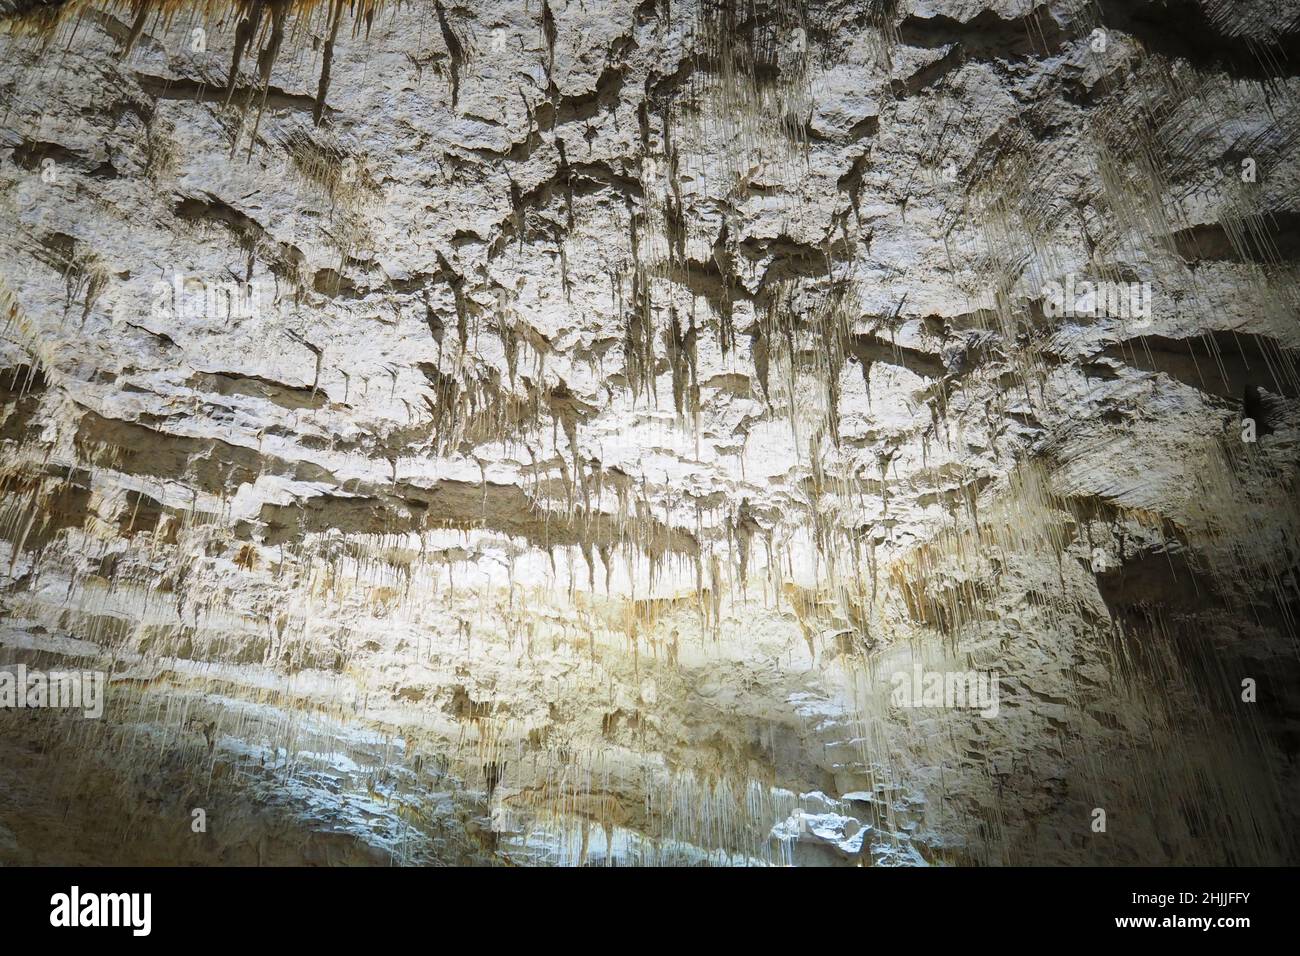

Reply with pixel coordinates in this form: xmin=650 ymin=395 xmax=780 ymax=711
xmin=0 ymin=0 xmax=1297 ymax=866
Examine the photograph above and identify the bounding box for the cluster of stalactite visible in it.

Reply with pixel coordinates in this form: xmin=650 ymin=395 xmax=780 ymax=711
xmin=2 ymin=0 xmax=1299 ymax=863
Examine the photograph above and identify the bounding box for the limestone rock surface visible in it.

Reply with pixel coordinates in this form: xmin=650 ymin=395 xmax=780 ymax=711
xmin=1 ymin=0 xmax=1298 ymax=865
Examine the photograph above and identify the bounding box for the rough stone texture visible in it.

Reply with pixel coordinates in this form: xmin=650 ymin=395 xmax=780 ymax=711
xmin=0 ymin=0 xmax=1298 ymax=865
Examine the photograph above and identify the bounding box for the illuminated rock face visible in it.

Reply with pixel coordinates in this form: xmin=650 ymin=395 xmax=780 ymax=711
xmin=0 ymin=0 xmax=1298 ymax=866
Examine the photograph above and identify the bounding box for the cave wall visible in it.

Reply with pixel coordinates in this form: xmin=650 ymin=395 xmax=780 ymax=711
xmin=1 ymin=0 xmax=1298 ymax=865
